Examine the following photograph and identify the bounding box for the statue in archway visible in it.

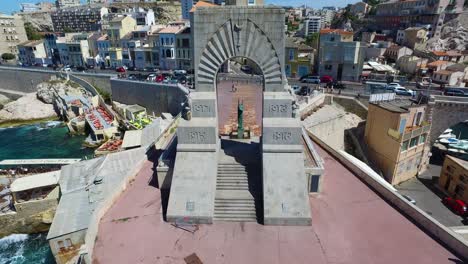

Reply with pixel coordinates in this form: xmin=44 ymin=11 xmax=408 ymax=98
xmin=237 ymin=99 xmax=244 ymax=139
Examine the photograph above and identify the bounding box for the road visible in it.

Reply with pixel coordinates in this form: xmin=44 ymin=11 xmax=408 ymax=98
xmin=396 ymin=164 xmax=466 ymax=227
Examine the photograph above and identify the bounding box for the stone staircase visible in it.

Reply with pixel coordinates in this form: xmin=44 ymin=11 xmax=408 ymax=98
xmin=214 ymin=162 xmax=257 ymax=222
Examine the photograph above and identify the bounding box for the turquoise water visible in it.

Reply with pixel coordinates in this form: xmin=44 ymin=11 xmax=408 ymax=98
xmin=0 ymin=121 xmax=94 ymax=264
xmin=0 ymin=121 xmax=93 ymax=161
xmin=0 ymin=234 xmax=55 ymax=264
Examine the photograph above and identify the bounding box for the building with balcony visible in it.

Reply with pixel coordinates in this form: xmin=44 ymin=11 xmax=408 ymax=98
xmin=106 ymin=16 xmax=137 ymax=48
xmin=365 ymin=99 xmax=431 ymax=185
xmin=318 ymin=29 xmax=364 ymax=81
xmin=285 ymin=37 xmax=314 ymax=78
xmin=304 ymin=16 xmax=321 ymax=36
xmin=0 ymin=14 xmax=28 ymax=56
xmin=158 ymin=25 xmax=187 ymax=70
xmin=439 ymin=155 xmax=468 ymax=204
xmin=432 ymin=69 xmax=465 ymax=87
xmin=373 ymin=0 xmax=465 ymax=38
xmin=56 ymin=33 xmax=91 ymax=67
xmin=17 ymin=40 xmax=48 ymax=66
xmin=175 ymin=27 xmax=192 ymax=70
xmin=51 ymin=6 xmax=108 ymax=33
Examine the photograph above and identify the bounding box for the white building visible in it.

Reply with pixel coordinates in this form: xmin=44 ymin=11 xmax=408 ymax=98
xmin=56 ymin=34 xmax=91 ymax=67
xmin=55 ymin=0 xmax=80 ymax=8
xmin=17 ymin=40 xmax=49 ymax=66
xmin=304 ymin=16 xmax=321 ymax=36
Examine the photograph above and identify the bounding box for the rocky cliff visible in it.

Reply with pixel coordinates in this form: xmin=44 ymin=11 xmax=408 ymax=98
xmin=427 ymin=12 xmax=468 ymax=51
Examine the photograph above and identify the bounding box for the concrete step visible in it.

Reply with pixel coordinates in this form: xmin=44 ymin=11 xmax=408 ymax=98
xmin=215 ymin=190 xmax=254 ymax=200
xmin=217 ymin=168 xmax=248 ymax=173
xmin=217 ymin=171 xmax=248 ymax=175
xmin=215 ymin=199 xmax=255 ymax=205
xmin=217 ymin=180 xmax=249 ymax=184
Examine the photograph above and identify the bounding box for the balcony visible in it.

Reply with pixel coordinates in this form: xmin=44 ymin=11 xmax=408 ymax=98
xmin=401 ymin=122 xmax=431 ymax=142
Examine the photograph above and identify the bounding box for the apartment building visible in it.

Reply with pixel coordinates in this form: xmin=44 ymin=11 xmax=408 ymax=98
xmin=175 ymin=27 xmax=192 ymax=70
xmin=181 ymin=0 xmax=222 ymax=19
xmin=374 ymin=0 xmax=465 ymax=38
xmin=365 ymin=99 xmax=431 ymax=185
xmin=285 ymin=38 xmax=314 ymax=78
xmin=158 ymin=25 xmax=187 ymax=70
xmin=55 ymin=0 xmax=80 ymax=8
xmin=318 ymin=29 xmax=364 ymax=81
xmin=56 ymin=33 xmax=91 ymax=67
xmin=304 ymin=16 xmax=321 ymax=36
xmin=51 ymin=6 xmax=108 ymax=32
xmin=17 ymin=40 xmax=48 ymax=66
xmin=0 ymin=14 xmax=28 ymax=56
xmin=439 ymin=155 xmax=468 ymax=204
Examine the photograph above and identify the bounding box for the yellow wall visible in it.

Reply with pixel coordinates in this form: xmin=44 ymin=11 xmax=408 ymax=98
xmin=439 ymin=156 xmax=468 ymax=203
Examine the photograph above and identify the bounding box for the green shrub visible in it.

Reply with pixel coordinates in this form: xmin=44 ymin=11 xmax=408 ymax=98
xmin=1 ymin=53 xmax=15 ymax=60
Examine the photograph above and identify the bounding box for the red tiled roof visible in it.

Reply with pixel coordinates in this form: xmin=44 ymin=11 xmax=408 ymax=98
xmin=189 ymin=1 xmax=217 ymax=13
xmin=319 ymin=28 xmax=354 ymax=35
xmin=432 ymin=51 xmax=448 ymax=56
xmin=427 ymin=60 xmax=449 ymax=67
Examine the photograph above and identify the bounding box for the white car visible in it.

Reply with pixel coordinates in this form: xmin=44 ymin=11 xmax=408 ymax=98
xmin=174 ymin=69 xmax=187 ymax=75
xmin=394 ymin=87 xmax=416 ymax=96
xmin=291 ymin=85 xmax=300 ymax=94
xmin=386 ymin=82 xmax=405 ymax=90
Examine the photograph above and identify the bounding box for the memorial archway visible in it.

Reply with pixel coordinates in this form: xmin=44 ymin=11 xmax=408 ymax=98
xmin=216 ymin=57 xmax=264 ymax=137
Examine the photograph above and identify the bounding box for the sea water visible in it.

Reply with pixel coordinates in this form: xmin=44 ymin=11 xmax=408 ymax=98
xmin=0 ymin=121 xmax=94 ymax=264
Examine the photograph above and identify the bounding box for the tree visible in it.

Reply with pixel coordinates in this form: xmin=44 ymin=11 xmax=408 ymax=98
xmin=305 ymin=33 xmax=319 ymax=49
xmin=1 ymin=53 xmax=15 ymax=61
xmin=24 ymin=22 xmax=42 ymax=40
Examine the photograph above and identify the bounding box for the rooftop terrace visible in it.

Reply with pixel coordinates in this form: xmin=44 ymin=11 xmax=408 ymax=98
xmin=92 ymin=142 xmax=461 ymax=264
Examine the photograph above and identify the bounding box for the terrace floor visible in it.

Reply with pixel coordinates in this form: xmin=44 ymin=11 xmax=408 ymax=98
xmin=92 ymin=142 xmax=462 ymax=264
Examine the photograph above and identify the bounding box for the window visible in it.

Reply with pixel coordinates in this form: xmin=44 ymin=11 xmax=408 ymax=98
xmin=414 ymin=112 xmax=423 ymax=126
xmin=454 ymin=184 xmax=465 ymax=197
xmin=460 ymin=175 xmax=467 ymax=184
xmin=288 ymin=49 xmax=294 ymax=61
xmin=401 ymin=140 xmax=409 ymax=151
xmin=447 ymin=165 xmax=454 ymax=173
xmin=406 ymin=158 xmax=413 ymax=171
xmin=325 ymin=64 xmax=332 ymax=70
xmin=248 ymin=0 xmax=255 ymax=4
xmin=165 ymin=49 xmax=171 ymax=58
xmin=65 ymin=238 xmax=72 ymax=248
xmin=410 ymin=136 xmax=419 ymax=148
xmin=399 ymin=118 xmax=407 ymax=134
xmin=419 ymin=133 xmax=426 ymax=144
xmin=57 ymin=240 xmax=65 ymax=251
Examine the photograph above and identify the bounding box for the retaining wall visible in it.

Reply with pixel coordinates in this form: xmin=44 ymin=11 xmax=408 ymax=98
xmin=428 ymin=95 xmax=468 ymax=144
xmin=111 ymin=78 xmax=189 ymax=117
xmin=0 ymin=67 xmax=112 ymax=94
xmin=305 ymin=129 xmax=468 ymax=262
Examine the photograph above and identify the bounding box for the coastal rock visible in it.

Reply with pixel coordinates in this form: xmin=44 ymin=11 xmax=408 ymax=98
xmin=0 ymin=93 xmax=57 ymax=122
xmin=0 ymin=94 xmax=11 ymax=107
xmin=36 ymin=83 xmax=55 ymax=104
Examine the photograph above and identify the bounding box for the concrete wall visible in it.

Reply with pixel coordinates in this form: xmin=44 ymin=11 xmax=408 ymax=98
xmin=0 ymin=67 xmax=112 ymax=94
xmin=110 ymin=78 xmax=188 ymax=117
xmin=428 ymin=96 xmax=468 ymax=144
xmin=306 ymin=129 xmax=468 ymax=262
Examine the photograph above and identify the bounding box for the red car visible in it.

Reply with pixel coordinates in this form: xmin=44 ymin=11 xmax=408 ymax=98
xmin=442 ymin=197 xmax=467 ymax=216
xmin=320 ymin=75 xmax=333 ymax=83
xmin=156 ymin=75 xmax=164 ymax=82
xmin=116 ymin=66 xmax=126 ymax=73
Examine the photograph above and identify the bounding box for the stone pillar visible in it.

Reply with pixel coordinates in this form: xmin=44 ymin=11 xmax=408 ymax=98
xmin=166 ymin=92 xmax=219 ymax=224
xmin=262 ymin=92 xmax=312 ymax=225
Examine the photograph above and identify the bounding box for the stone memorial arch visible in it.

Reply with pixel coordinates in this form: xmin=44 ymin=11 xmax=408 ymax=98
xmin=166 ymin=6 xmax=311 ymax=226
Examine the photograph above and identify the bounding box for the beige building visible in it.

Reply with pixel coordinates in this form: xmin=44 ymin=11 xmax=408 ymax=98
xmin=396 ymin=55 xmax=428 ymax=75
xmin=432 ymin=70 xmax=465 ymax=87
xmin=0 ymin=14 xmax=28 ymax=57
xmin=107 ymin=16 xmax=137 ymax=48
xmin=384 ymin=45 xmax=413 ymax=62
xmin=365 ymin=99 xmax=431 ymax=185
xmin=439 ymin=155 xmax=468 ymax=204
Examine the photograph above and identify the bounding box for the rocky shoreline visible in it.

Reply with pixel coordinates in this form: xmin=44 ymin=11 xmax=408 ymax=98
xmin=0 ymin=79 xmax=87 ymax=127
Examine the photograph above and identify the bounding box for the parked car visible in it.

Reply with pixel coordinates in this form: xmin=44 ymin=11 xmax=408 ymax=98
xmin=143 ymin=67 xmax=155 ymax=72
xmin=291 ymin=85 xmax=300 ymax=94
xmin=320 ymin=75 xmax=333 ymax=84
xmin=442 ymin=197 xmax=467 ymax=217
xmin=301 ymin=76 xmax=320 ymax=84
xmin=394 ymin=87 xmax=416 ymax=96
xmin=86 ymin=65 xmax=95 ymax=69
xmin=127 ymin=66 xmax=136 ymax=71
xmin=76 ymin=66 xmax=86 ymax=71
xmin=240 ymin=65 xmax=252 ymax=73
xmin=444 ymin=88 xmax=468 ymax=97
xmin=330 ymin=81 xmax=346 ymax=89
xmin=386 ymin=82 xmax=404 ymax=90
xmin=174 ymin=69 xmax=187 ymax=75
xmin=116 ymin=66 xmax=126 ymax=73
xmin=297 ymin=86 xmax=309 ymax=96
xmin=63 ymin=66 xmax=71 ymax=71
